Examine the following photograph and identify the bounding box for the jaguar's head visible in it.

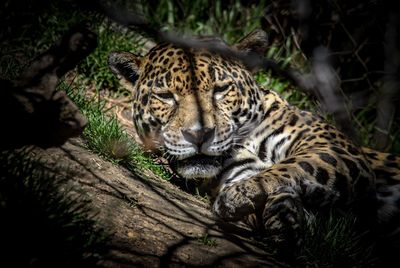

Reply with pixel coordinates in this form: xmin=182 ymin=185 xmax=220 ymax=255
xmin=108 ymin=30 xmax=268 ymax=180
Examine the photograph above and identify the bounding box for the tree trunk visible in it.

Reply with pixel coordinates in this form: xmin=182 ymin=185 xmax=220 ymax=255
xmin=34 ymin=138 xmax=287 ymax=267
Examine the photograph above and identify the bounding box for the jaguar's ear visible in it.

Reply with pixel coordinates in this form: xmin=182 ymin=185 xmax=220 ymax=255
xmin=232 ymin=29 xmax=268 ymax=56
xmin=108 ymin=51 xmax=142 ymax=85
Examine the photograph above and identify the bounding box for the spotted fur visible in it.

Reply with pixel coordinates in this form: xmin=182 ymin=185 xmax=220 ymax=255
xmin=108 ymin=29 xmax=400 ymax=251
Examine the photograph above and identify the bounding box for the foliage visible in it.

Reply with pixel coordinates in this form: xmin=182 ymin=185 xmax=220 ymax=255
xmin=0 ymin=150 xmax=108 ymax=267
xmin=255 ymin=72 xmax=318 ymax=112
xmin=0 ymin=2 xmax=99 ymax=80
xmin=0 ymin=1 xmax=395 ymax=266
xmin=61 ymin=81 xmax=171 ymax=180
xmin=297 ymin=212 xmax=377 ymax=268
xmin=197 ymin=234 xmax=218 ymax=247
xmin=77 ymin=22 xmax=146 ymax=90
xmin=141 ymin=0 xmax=266 ymax=43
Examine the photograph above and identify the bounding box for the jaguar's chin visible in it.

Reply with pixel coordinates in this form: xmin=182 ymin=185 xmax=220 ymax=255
xmin=172 ymin=155 xmax=224 ymax=180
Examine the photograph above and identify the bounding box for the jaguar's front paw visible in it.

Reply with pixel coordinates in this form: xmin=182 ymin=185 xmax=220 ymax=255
xmin=212 ymin=181 xmax=266 ymax=221
xmin=262 ymin=187 xmax=305 ymax=254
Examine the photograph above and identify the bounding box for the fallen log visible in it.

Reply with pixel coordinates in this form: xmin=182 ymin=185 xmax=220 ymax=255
xmin=35 ymin=138 xmax=287 ymax=267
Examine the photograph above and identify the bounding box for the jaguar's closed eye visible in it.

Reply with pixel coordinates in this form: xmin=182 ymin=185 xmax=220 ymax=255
xmin=214 ymin=84 xmax=231 ymax=94
xmin=152 ymin=91 xmax=176 ymax=105
xmin=155 ymin=92 xmax=174 ymax=100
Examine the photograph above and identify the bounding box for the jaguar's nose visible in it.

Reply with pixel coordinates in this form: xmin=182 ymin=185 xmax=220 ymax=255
xmin=181 ymin=127 xmax=215 ymax=149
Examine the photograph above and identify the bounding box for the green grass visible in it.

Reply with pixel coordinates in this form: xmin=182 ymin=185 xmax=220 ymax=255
xmin=0 ymin=3 xmax=100 ymax=80
xmin=0 ymin=2 xmax=143 ymax=90
xmin=1 ymin=0 xmax=398 ymax=153
xmin=254 ymin=211 xmax=377 ymax=267
xmin=0 ymin=149 xmax=107 ymax=267
xmin=60 ymin=81 xmax=171 ymax=181
xmin=141 ymin=0 xmax=266 ymax=43
xmin=197 ymin=234 xmax=218 ymax=247
xmin=77 ymin=21 xmax=146 ymax=91
xmin=297 ymin=212 xmax=377 ymax=268
xmin=1 ymin=1 xmax=396 ymax=266
xmin=255 ymin=71 xmax=319 ymax=112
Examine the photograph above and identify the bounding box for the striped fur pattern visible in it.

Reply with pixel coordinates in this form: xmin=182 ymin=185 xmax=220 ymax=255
xmin=108 ymin=30 xmax=400 ymax=252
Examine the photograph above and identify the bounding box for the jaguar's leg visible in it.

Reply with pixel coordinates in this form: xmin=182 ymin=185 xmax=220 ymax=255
xmin=213 ymin=149 xmax=375 ymax=252
xmin=262 ymin=186 xmax=304 ymax=252
xmin=213 ymin=173 xmax=304 ymax=252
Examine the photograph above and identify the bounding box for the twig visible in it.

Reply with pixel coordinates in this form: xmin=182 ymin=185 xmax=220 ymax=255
xmin=0 ymin=25 xmax=97 ymax=149
xmin=373 ymin=11 xmax=400 ymax=150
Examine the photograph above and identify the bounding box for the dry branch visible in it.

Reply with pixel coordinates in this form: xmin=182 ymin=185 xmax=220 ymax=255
xmin=0 ymin=26 xmax=97 ymax=149
xmin=373 ymin=11 xmax=400 ymax=150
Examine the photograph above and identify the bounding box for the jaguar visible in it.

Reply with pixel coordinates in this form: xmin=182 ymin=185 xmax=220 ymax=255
xmin=108 ymin=29 xmax=400 ymax=253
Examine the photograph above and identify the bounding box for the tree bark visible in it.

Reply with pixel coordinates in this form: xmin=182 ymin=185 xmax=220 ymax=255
xmin=34 ymin=138 xmax=287 ymax=267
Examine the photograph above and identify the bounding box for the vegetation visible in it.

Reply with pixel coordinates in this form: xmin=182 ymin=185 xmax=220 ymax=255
xmin=77 ymin=22 xmax=146 ymax=90
xmin=60 ymin=81 xmax=171 ymax=180
xmin=298 ymin=213 xmax=377 ymax=268
xmin=197 ymin=234 xmax=218 ymax=247
xmin=141 ymin=0 xmax=267 ymax=44
xmin=0 ymin=0 xmax=396 ymax=267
